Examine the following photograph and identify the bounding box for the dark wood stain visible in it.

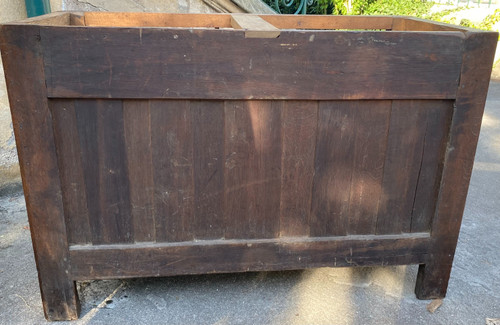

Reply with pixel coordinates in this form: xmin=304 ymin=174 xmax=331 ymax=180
xmin=279 ymin=101 xmax=318 ymax=237
xmin=376 ymin=100 xmax=428 ymax=234
xmin=1 ymin=13 xmax=497 ymax=319
xmin=224 ymin=100 xmax=282 ymax=239
xmin=75 ymin=100 xmax=134 ymax=244
xmin=97 ymin=100 xmax=133 ymax=243
xmin=192 ymin=100 xmax=225 ymax=240
xmin=123 ymin=100 xmax=155 ymax=242
xmin=150 ymin=100 xmax=195 ymax=242
xmin=0 ymin=24 xmax=80 ymax=320
xmin=41 ymin=27 xmax=464 ymax=100
xmin=411 ymin=101 xmax=454 ymax=232
xmin=347 ymin=101 xmax=391 ymax=235
xmin=50 ymin=99 xmax=92 ymax=245
xmin=69 ymin=233 xmax=432 ymax=280
xmin=74 ymin=100 xmax=102 ymax=243
xmin=415 ymin=31 xmax=498 ymax=299
xmin=311 ymin=101 xmax=356 ymax=236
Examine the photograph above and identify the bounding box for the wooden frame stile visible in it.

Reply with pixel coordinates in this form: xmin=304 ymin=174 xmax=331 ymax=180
xmin=414 ymin=30 xmax=498 ymax=299
xmin=0 ymin=14 xmax=80 ymax=321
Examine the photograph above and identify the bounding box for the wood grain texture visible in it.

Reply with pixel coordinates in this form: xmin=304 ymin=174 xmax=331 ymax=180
xmin=224 ymin=101 xmax=282 ymax=239
xmin=74 ymin=100 xmax=101 ymax=243
xmin=411 ymin=101 xmax=453 ymax=232
xmin=75 ymin=100 xmax=133 ymax=244
xmin=311 ymin=101 xmax=356 ymax=236
xmin=70 ymin=12 xmax=85 ymax=26
xmin=415 ymin=31 xmax=498 ymax=299
xmin=150 ymin=100 xmax=195 ymax=242
xmin=192 ymin=100 xmax=225 ymax=240
xmin=311 ymin=101 xmax=392 ymax=236
xmin=2 ymin=13 xmax=497 ymax=317
xmin=0 ymin=24 xmax=80 ymax=320
xmin=40 ymin=27 xmax=464 ymax=100
xmin=392 ymin=17 xmax=469 ymax=32
xmin=51 ymin=100 xmax=92 ymax=245
xmin=82 ymin=12 xmax=393 ymax=29
xmin=347 ymin=101 xmax=391 ymax=234
xmin=69 ymin=233 xmax=431 ymax=280
xmin=123 ymin=100 xmax=155 ymax=242
xmin=83 ymin=12 xmax=233 ymax=28
xmin=230 ymin=14 xmax=280 ymax=38
xmin=261 ymin=14 xmax=393 ymax=30
xmin=279 ymin=101 xmax=317 ymax=237
xmin=376 ymin=100 xmax=428 ymax=234
xmin=97 ymin=100 xmax=133 ymax=243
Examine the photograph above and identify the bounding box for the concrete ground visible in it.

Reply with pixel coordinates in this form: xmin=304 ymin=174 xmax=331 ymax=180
xmin=1 ymin=82 xmax=500 ymax=325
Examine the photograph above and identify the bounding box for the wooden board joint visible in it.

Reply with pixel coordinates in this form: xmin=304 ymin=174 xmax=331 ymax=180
xmin=231 ymin=14 xmax=280 ymax=38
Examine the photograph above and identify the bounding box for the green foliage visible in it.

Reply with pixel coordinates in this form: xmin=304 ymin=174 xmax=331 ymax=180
xmin=350 ymin=0 xmax=377 ymax=15
xmin=424 ymin=6 xmax=464 ymax=21
xmin=458 ymin=9 xmax=500 ymax=39
xmin=363 ymin=0 xmax=433 ymax=17
xmin=425 ymin=7 xmax=500 ymax=38
xmin=332 ymin=0 xmax=347 ymax=15
xmin=263 ymin=0 xmax=433 ymax=16
xmin=475 ymin=8 xmax=500 ymax=30
xmin=263 ymin=0 xmax=500 ymax=37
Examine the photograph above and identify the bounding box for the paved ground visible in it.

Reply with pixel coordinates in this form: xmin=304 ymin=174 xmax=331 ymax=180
xmin=1 ymin=82 xmax=499 ymax=325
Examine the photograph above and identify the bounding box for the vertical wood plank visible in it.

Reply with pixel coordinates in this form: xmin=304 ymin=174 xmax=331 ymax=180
xmin=123 ymin=100 xmax=155 ymax=242
xmin=310 ymin=101 xmax=355 ymax=237
xmin=0 ymin=25 xmax=79 ymax=320
xmin=376 ymin=100 xmax=428 ymax=234
xmin=74 ymin=100 xmax=101 ymax=243
xmin=76 ymin=100 xmax=133 ymax=244
xmin=411 ymin=101 xmax=453 ymax=232
xmin=50 ymin=100 xmax=92 ymax=245
xmin=192 ymin=100 xmax=225 ymax=240
xmin=97 ymin=100 xmax=133 ymax=243
xmin=279 ymin=101 xmax=317 ymax=237
xmin=150 ymin=100 xmax=194 ymax=242
xmin=224 ymin=100 xmax=282 ymax=239
xmin=347 ymin=101 xmax=391 ymax=235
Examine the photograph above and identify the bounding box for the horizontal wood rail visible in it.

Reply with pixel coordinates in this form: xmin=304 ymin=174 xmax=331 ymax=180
xmin=3 ymin=12 xmax=473 ymax=33
xmin=69 ymin=233 xmax=431 ymax=280
xmin=40 ymin=27 xmax=464 ymax=100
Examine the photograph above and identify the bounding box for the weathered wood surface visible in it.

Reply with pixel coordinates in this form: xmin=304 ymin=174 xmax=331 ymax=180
xmin=83 ymin=12 xmax=233 ymax=27
xmin=50 ymin=99 xmax=453 ymax=245
xmin=0 ymin=25 xmax=80 ymax=321
xmin=51 ymin=100 xmax=92 ymax=244
xmin=392 ymin=16 xmax=470 ymax=32
xmin=41 ymin=27 xmax=464 ymax=100
xmin=279 ymin=101 xmax=317 ymax=237
xmin=81 ymin=12 xmax=392 ymax=29
xmin=69 ymin=233 xmax=432 ymax=280
xmin=123 ymin=100 xmax=155 ymax=241
xmin=415 ymin=31 xmax=498 ymax=299
xmin=262 ymin=14 xmax=393 ymax=30
xmin=1 ymin=13 xmax=497 ymax=321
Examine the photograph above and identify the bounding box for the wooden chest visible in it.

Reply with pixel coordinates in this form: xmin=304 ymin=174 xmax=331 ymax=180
xmin=0 ymin=12 xmax=497 ymax=320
